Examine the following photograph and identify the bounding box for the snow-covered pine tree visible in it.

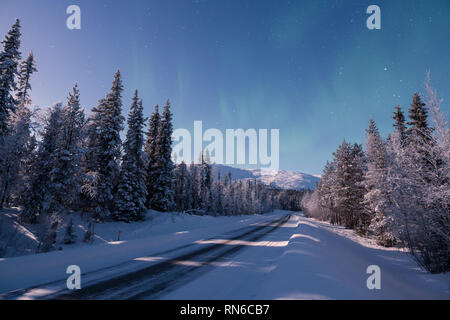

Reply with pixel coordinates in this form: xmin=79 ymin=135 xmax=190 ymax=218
xmin=251 ymin=179 xmax=258 ymax=214
xmin=48 ymin=85 xmax=85 ymax=213
xmin=173 ymin=161 xmax=190 ymax=212
xmin=85 ymin=71 xmax=125 ymax=220
xmin=258 ymin=182 xmax=270 ymax=213
xmin=0 ymin=51 xmax=36 ymax=208
xmin=16 ymin=52 xmax=36 ymax=108
xmin=180 ymin=161 xmax=191 ymax=211
xmin=213 ymin=171 xmax=224 ymax=215
xmin=196 ymin=151 xmax=214 ymax=213
xmin=406 ymin=93 xmax=436 ymax=181
xmin=222 ymin=171 xmax=232 ymax=215
xmin=183 ymin=162 xmax=193 ymax=212
xmin=244 ymin=179 xmax=253 ymax=214
xmin=203 ymin=150 xmax=213 ymax=213
xmin=317 ymin=160 xmax=337 ymax=222
xmin=0 ymin=19 xmax=22 ymax=208
xmin=350 ymin=143 xmax=367 ymax=232
xmin=407 ymin=93 xmax=432 ymax=143
xmin=114 ymin=90 xmax=147 ymax=221
xmin=252 ymin=180 xmax=261 ymax=214
xmin=233 ymin=180 xmax=243 ymax=215
xmin=333 ymin=140 xmax=366 ymax=230
xmin=150 ymin=99 xmax=175 ymax=212
xmin=189 ymin=162 xmax=200 ymax=210
xmin=21 ymin=103 xmax=64 ymax=223
xmin=0 ymin=19 xmax=21 ymax=138
xmin=393 ymin=105 xmax=407 ymax=144
xmin=363 ymin=119 xmax=395 ymax=245
xmin=198 ymin=154 xmax=206 ymax=211
xmin=144 ymin=105 xmax=161 ymax=208
xmin=16 ymin=133 xmax=38 ymax=206
xmin=173 ymin=163 xmax=182 ymax=211
xmin=80 ymin=109 xmax=100 ymax=210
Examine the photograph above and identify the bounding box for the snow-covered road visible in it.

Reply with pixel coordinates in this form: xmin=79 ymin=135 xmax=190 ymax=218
xmin=1 ymin=211 xmax=449 ymax=299
xmin=164 ymin=214 xmax=450 ymax=299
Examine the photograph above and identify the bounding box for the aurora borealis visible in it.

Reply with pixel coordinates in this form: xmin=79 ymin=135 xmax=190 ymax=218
xmin=1 ymin=0 xmax=449 ymax=174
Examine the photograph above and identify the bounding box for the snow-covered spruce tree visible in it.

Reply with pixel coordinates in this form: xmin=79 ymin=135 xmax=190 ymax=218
xmin=149 ymin=100 xmax=175 ymax=212
xmin=189 ymin=162 xmax=200 ymax=210
xmin=114 ymin=90 xmax=147 ymax=222
xmin=363 ymin=119 xmax=395 ymax=245
xmin=21 ymin=103 xmax=64 ymax=223
xmin=222 ymin=171 xmax=233 ymax=215
xmin=144 ymin=105 xmax=160 ymax=208
xmin=198 ymin=154 xmax=206 ymax=211
xmin=173 ymin=162 xmax=182 ymax=211
xmin=80 ymin=111 xmax=100 ymax=210
xmin=201 ymin=150 xmax=213 ymax=213
xmin=0 ymin=19 xmax=22 ymax=207
xmin=213 ymin=171 xmax=224 ymax=215
xmin=260 ymin=182 xmax=271 ymax=213
xmin=385 ymin=130 xmax=413 ymax=237
xmin=48 ymin=85 xmax=85 ymax=213
xmin=382 ymin=105 xmax=414 ymax=246
xmin=406 ymin=93 xmax=435 ymax=180
xmin=253 ymin=181 xmax=262 ymax=214
xmin=16 ymin=52 xmax=36 ymax=108
xmin=333 ymin=140 xmax=366 ymax=231
xmin=83 ymin=71 xmax=124 ymax=220
xmin=407 ymin=93 xmax=433 ymax=143
xmin=350 ymin=143 xmax=367 ymax=232
xmin=183 ymin=163 xmax=193 ymax=212
xmin=393 ymin=105 xmax=407 ymax=144
xmin=17 ymin=133 xmax=38 ymax=205
xmin=244 ymin=179 xmax=254 ymax=214
xmin=316 ymin=160 xmax=337 ymax=222
xmin=234 ymin=180 xmax=243 ymax=215
xmin=0 ymin=52 xmax=36 ymax=208
xmin=173 ymin=161 xmax=191 ymax=212
xmin=0 ymin=19 xmax=21 ymax=138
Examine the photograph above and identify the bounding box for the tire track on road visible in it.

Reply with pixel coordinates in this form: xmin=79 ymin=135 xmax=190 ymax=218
xmin=54 ymin=214 xmax=291 ymax=300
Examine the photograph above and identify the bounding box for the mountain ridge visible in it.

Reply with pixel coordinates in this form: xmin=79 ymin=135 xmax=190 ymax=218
xmin=211 ymin=164 xmax=320 ymax=190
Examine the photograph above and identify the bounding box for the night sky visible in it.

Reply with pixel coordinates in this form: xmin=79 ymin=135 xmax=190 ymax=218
xmin=1 ymin=0 xmax=450 ymax=174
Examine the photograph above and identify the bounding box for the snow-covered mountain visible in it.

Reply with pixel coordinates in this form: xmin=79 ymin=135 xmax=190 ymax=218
xmin=211 ymin=164 xmax=320 ymax=190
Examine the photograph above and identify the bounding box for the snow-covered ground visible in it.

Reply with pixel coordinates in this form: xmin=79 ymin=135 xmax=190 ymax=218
xmin=0 ymin=210 xmax=287 ymax=295
xmin=0 ymin=210 xmax=449 ymax=299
